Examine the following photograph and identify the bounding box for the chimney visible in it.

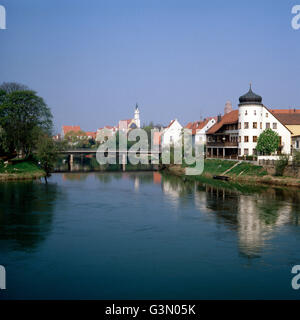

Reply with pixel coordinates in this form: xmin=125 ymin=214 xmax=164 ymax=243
xmin=217 ymin=114 xmax=222 ymax=123
xmin=224 ymin=101 xmax=233 ymax=114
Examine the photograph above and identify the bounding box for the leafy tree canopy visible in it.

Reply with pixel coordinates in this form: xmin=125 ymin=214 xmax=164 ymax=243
xmin=256 ymin=128 xmax=280 ymax=155
xmin=0 ymin=86 xmax=53 ymax=156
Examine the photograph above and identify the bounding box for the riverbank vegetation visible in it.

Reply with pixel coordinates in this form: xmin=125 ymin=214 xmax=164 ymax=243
xmin=0 ymin=82 xmax=58 ymax=181
xmin=165 ymin=158 xmax=300 ymax=188
xmin=0 ymin=159 xmax=45 ymax=181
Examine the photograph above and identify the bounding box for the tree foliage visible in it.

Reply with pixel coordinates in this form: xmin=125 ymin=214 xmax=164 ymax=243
xmin=0 ymin=82 xmax=29 ymax=94
xmin=256 ymin=129 xmax=280 ymax=155
xmin=0 ymin=88 xmax=53 ymax=156
xmin=35 ymin=133 xmax=58 ymax=178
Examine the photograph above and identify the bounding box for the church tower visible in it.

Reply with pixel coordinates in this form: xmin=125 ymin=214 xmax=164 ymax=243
xmin=134 ymin=103 xmax=141 ymax=128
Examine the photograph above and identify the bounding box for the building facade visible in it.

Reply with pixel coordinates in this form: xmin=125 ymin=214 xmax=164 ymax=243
xmin=162 ymin=119 xmax=183 ymax=147
xmin=238 ymin=86 xmax=291 ymax=156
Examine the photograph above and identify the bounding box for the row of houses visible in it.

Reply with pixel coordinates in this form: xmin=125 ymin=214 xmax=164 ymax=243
xmin=58 ymin=86 xmax=300 ymax=155
xmin=161 ymin=86 xmax=300 ymax=157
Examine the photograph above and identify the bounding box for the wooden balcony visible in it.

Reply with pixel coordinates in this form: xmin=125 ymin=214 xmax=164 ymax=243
xmin=207 ymin=141 xmax=238 ymax=147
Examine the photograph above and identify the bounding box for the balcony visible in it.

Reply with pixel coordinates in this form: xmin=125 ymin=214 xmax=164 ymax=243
xmin=207 ymin=141 xmax=238 ymax=147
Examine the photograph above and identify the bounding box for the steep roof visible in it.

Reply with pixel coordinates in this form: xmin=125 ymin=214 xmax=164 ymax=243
xmin=206 ymin=110 xmax=238 ymax=134
xmin=271 ymin=109 xmax=300 ymax=114
xmin=269 ymin=113 xmax=300 ymax=125
xmin=166 ymin=119 xmax=175 ymax=128
xmin=185 ymin=119 xmax=211 ymax=135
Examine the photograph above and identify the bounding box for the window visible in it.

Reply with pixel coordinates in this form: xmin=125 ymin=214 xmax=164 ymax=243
xmin=245 ymin=110 xmax=248 ymax=115
xmin=244 ymin=136 xmax=249 ymax=143
xmin=254 ymin=110 xmax=257 ymax=115
xmin=266 ymin=123 xmax=270 ymax=129
xmin=266 ymin=113 xmax=269 ymax=118
xmin=253 ymin=122 xmax=257 ymax=129
xmin=244 ymin=122 xmax=249 ymax=129
xmin=297 ymin=141 xmax=299 ymax=149
xmin=273 ymin=123 xmax=277 ymax=130
xmin=238 ymin=136 xmax=241 ymax=143
xmin=253 ymin=136 xmax=257 ymax=142
xmin=244 ymin=148 xmax=249 ymax=155
xmin=238 ymin=122 xmax=241 ymax=129
xmin=260 ymin=122 xmax=262 ymax=129
xmin=238 ymin=149 xmax=241 ymax=156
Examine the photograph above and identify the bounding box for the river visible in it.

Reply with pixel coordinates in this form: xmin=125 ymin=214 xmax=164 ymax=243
xmin=0 ymin=172 xmax=300 ymax=299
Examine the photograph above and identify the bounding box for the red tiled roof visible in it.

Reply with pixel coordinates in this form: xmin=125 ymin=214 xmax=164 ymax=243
xmin=185 ymin=119 xmax=211 ymax=135
xmin=86 ymin=131 xmax=96 ymax=139
xmin=206 ymin=110 xmax=238 ymax=134
xmin=62 ymin=125 xmax=82 ymax=135
xmin=166 ymin=120 xmax=175 ymax=128
xmin=268 ymin=108 xmax=300 ymax=126
xmin=269 ymin=113 xmax=300 ymax=125
xmin=271 ymin=109 xmax=300 ymax=114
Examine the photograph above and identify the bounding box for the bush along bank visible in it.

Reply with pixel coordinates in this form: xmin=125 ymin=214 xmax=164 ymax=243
xmin=162 ymin=159 xmax=300 ymax=188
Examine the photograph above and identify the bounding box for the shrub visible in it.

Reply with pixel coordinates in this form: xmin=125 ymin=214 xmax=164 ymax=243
xmin=275 ymin=154 xmax=289 ymax=176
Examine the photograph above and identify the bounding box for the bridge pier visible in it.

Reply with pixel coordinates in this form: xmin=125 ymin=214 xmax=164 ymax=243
xmin=122 ymin=154 xmax=126 ymax=172
xmin=70 ymin=154 xmax=74 ymax=172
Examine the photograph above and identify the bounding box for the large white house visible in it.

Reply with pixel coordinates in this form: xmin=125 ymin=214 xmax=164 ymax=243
xmin=237 ymin=85 xmax=291 ymax=156
xmin=206 ymin=86 xmax=292 ymax=157
xmin=185 ymin=118 xmax=217 ymax=146
xmin=161 ymin=119 xmax=183 ymax=147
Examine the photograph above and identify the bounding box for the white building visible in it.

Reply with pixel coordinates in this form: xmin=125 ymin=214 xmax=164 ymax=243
xmin=161 ymin=119 xmax=183 ymax=147
xmin=293 ymin=135 xmax=300 ymax=151
xmin=185 ymin=118 xmax=216 ymax=146
xmin=238 ymin=85 xmax=291 ymax=156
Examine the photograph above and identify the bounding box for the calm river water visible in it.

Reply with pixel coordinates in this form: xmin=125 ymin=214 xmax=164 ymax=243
xmin=0 ymin=172 xmax=300 ymax=299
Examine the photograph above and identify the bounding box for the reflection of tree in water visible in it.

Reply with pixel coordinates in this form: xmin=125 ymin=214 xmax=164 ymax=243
xmin=161 ymin=174 xmax=300 ymax=258
xmin=0 ymin=181 xmax=61 ymax=251
xmin=62 ymin=173 xmax=88 ymax=181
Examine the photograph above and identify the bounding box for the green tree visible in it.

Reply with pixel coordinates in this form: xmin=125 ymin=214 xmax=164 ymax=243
xmin=0 ymin=90 xmax=53 ymax=157
xmin=0 ymin=82 xmax=29 ymax=94
xmin=35 ymin=133 xmax=58 ymax=182
xmin=256 ymin=128 xmax=280 ymax=155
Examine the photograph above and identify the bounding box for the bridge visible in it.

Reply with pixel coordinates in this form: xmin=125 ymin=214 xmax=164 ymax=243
xmin=58 ymin=149 xmax=162 ymax=172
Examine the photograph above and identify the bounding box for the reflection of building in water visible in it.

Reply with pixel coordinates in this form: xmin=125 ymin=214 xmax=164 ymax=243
xmin=161 ymin=179 xmax=181 ymax=208
xmin=194 ymin=185 xmax=212 ymax=213
xmin=134 ymin=176 xmax=140 ymax=191
xmin=237 ymin=194 xmax=292 ymax=257
xmin=153 ymin=172 xmax=162 ymax=184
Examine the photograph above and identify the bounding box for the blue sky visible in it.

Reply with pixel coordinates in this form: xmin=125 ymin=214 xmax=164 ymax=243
xmin=1 ymin=0 xmax=300 ymax=132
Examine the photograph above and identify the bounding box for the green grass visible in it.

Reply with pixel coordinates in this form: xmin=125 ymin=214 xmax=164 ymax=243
xmin=227 ymin=162 xmax=267 ymax=177
xmin=202 ymin=159 xmax=236 ymax=175
xmin=188 ymin=159 xmax=268 ymax=177
xmin=0 ymin=160 xmax=45 ymax=180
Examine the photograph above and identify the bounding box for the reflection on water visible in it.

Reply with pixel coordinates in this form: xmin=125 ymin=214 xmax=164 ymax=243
xmin=0 ymin=181 xmax=61 ymax=251
xmin=1 ymin=172 xmax=300 ymax=299
xmin=161 ymin=174 xmax=300 ymax=258
xmin=60 ymin=172 xmax=300 ymax=259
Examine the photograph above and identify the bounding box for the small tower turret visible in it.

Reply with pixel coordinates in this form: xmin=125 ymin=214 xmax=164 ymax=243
xmin=134 ymin=103 xmax=141 ymax=128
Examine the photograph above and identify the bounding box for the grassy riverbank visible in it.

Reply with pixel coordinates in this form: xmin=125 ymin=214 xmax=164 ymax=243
xmin=0 ymin=160 xmax=46 ymax=181
xmin=166 ymin=159 xmax=300 ymax=188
